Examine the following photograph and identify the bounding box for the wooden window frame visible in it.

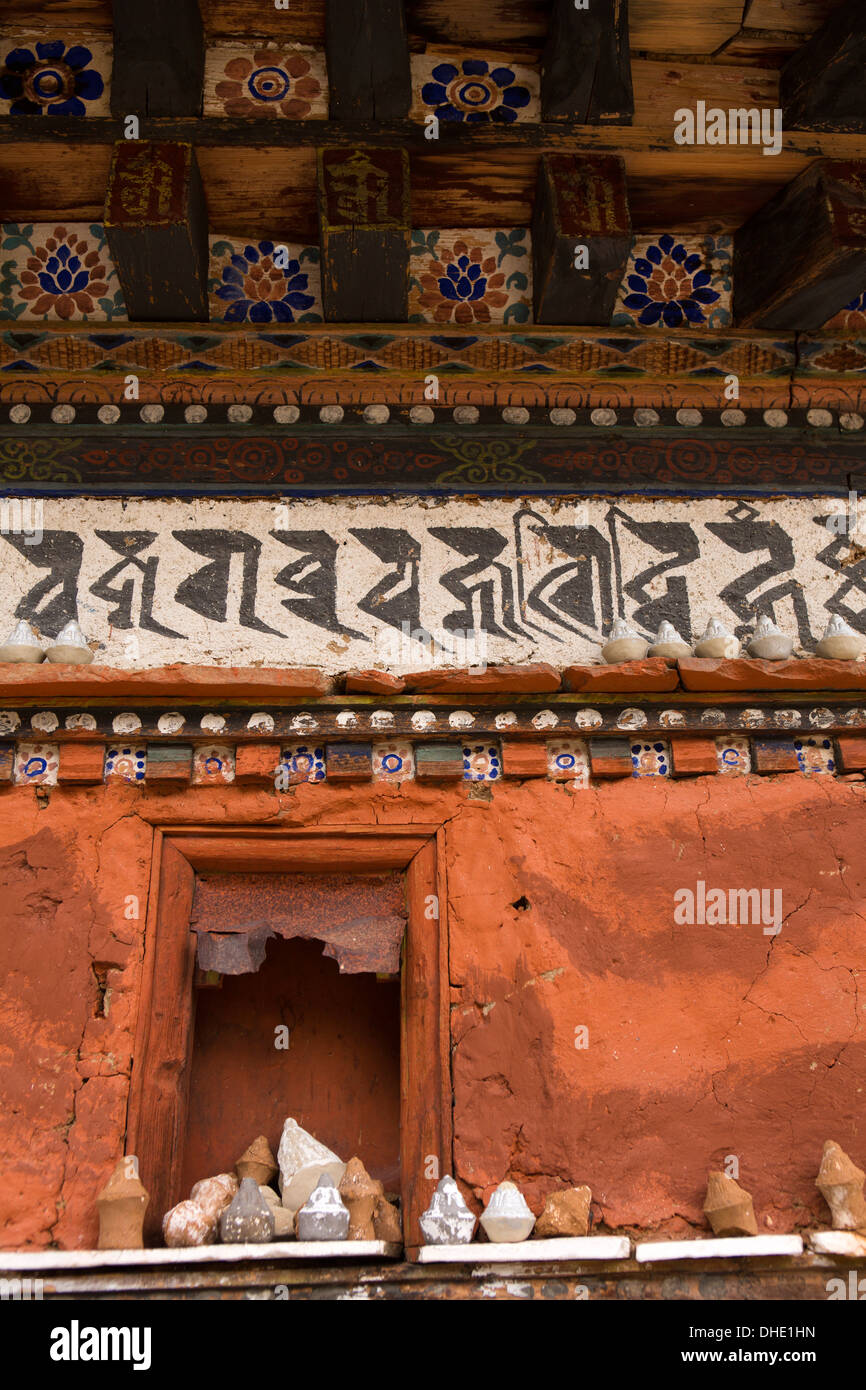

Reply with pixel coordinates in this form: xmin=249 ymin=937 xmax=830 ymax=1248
xmin=126 ymin=822 xmax=452 ymax=1251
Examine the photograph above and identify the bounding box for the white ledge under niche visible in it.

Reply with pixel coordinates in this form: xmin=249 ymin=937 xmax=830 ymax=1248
xmin=416 ymin=1236 xmax=632 ymax=1263
xmin=636 ymin=1235 xmax=804 ymax=1262
xmin=0 ymin=1240 xmax=401 ymax=1272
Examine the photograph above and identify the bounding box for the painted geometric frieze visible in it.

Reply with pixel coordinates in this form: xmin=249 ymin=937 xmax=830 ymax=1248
xmin=612 ymin=234 xmax=733 ymax=330
xmin=409 ymin=229 xmax=531 ymax=325
xmin=411 ymin=50 xmax=538 ymax=125
xmin=104 ymin=746 xmax=147 ymax=783
xmin=0 ymin=224 xmax=125 ymax=322
xmin=208 ymin=237 xmax=323 ymax=324
xmin=0 ymin=34 xmax=110 ymax=116
xmin=204 ymin=43 xmax=327 ymax=118
xmin=794 ymin=736 xmax=835 ymax=776
xmin=1 ymin=496 xmax=865 ymax=674
xmin=279 ymin=744 xmax=326 ymax=784
xmin=462 ymin=744 xmax=502 ymax=782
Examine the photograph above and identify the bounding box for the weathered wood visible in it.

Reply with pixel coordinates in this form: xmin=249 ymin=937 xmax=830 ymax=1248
xmin=781 ymin=0 xmax=866 ymax=133
xmin=104 ymin=141 xmax=209 ymax=321
xmin=533 ymin=153 xmax=632 ymax=324
xmin=734 ymin=159 xmax=866 ymax=330
xmin=415 ymin=745 xmax=464 ymax=779
xmin=326 ymin=742 xmax=374 ymax=781
xmin=146 ymin=743 xmax=193 ymax=782
xmin=541 ymin=0 xmax=633 ymax=124
xmin=318 ymin=147 xmax=410 ymax=321
xmin=111 ymin=0 xmax=205 ymax=118
xmin=751 ymin=738 xmax=800 ymax=773
xmin=670 ymin=737 xmax=718 ymax=777
xmin=325 ymin=0 xmax=411 ymax=121
xmin=404 ymin=836 xmax=447 ymax=1248
xmin=588 ymin=737 xmax=633 ymax=777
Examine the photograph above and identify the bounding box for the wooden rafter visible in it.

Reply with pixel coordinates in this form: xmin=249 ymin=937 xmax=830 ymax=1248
xmin=781 ymin=0 xmax=866 ymax=133
xmin=111 ymin=0 xmax=205 ymax=118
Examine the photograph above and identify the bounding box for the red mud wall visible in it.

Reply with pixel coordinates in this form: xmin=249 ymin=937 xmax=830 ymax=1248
xmin=1 ymin=773 xmax=864 ymax=1247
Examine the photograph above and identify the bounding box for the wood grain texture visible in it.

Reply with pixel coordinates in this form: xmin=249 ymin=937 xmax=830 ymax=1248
xmin=404 ymin=835 xmax=447 ymax=1248
xmin=112 ymin=0 xmax=205 ymax=118
xmin=781 ymin=0 xmax=866 ymax=132
xmin=326 ymin=0 xmax=411 ymax=120
xmin=318 ymin=147 xmax=410 ymax=321
xmin=542 ymin=0 xmax=633 ymax=123
xmin=533 ymin=153 xmax=632 ymax=324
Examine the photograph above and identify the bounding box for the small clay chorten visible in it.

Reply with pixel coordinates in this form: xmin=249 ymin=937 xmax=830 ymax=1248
xmin=96 ymin=1157 xmax=149 ymax=1250
xmin=703 ymin=1172 xmax=758 ymax=1237
xmin=419 ymin=1176 xmax=476 ymax=1245
xmin=816 ymin=1141 xmax=866 ymax=1231
xmin=296 ymin=1175 xmax=350 ymax=1241
xmin=534 ymin=1186 xmax=592 ymax=1239
xmin=219 ymin=1176 xmax=276 ymax=1244
xmin=339 ymin=1157 xmax=383 ymax=1240
xmin=372 ymin=1195 xmax=402 ymax=1243
xmin=236 ymin=1135 xmax=278 ymax=1187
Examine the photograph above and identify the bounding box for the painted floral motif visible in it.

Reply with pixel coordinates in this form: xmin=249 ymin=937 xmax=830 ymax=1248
xmin=0 ymin=224 xmax=125 ymax=321
xmin=409 ymin=229 xmax=531 ymax=325
xmin=822 ymin=291 xmax=866 ymax=333
xmin=715 ymin=737 xmax=751 ymax=776
xmin=280 ymin=744 xmax=325 ymax=784
xmin=630 ymin=741 xmax=670 ymax=778
xmin=373 ymin=742 xmax=414 ymax=782
xmin=546 ymin=738 xmax=590 ymax=788
xmin=105 ymin=746 xmax=146 ymax=783
xmin=192 ymin=744 xmax=235 ymax=785
xmin=414 ymin=53 xmax=537 ymax=124
xmin=794 ymin=737 xmax=835 ymax=777
xmin=463 ymin=744 xmax=501 ymax=782
xmin=613 ymin=234 xmax=732 ymax=330
xmin=0 ymin=38 xmax=108 ymax=116
xmin=14 ymin=743 xmax=58 ymax=785
xmin=208 ymin=237 xmax=322 ymax=324
xmin=208 ymin=43 xmax=327 ymax=119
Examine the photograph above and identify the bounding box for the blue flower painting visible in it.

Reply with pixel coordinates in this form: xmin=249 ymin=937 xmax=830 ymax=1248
xmin=0 ymin=40 xmax=106 ymax=115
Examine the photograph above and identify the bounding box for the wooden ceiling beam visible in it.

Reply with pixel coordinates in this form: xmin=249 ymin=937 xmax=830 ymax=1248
xmin=532 ymin=154 xmax=632 ymax=323
xmin=104 ymin=141 xmax=209 ymax=320
xmin=318 ymin=147 xmax=410 ymax=321
xmin=541 ymin=0 xmax=633 ymax=124
xmin=781 ymin=0 xmax=866 ymax=132
xmin=111 ymin=0 xmax=205 ymax=118
xmin=325 ymin=0 xmax=411 ymax=121
xmin=733 ymin=159 xmax=866 ymax=330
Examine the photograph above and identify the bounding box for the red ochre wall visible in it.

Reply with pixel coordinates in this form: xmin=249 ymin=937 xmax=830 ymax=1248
xmin=1 ymin=773 xmax=864 ymax=1249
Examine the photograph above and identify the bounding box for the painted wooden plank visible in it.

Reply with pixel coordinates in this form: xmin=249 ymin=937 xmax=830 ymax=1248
xmin=781 ymin=0 xmax=866 ymax=133
xmin=326 ymin=0 xmax=410 ymax=121
xmin=145 ymin=743 xmax=193 ymax=782
xmin=57 ymin=742 xmax=105 ymax=784
xmin=234 ymin=742 xmax=281 ymax=784
xmin=835 ymin=735 xmax=866 ymax=771
xmin=104 ymin=141 xmax=209 ymax=321
xmin=414 ymin=744 xmax=464 ymax=779
xmin=588 ymin=736 xmax=632 ymax=778
xmin=501 ymin=741 xmax=549 ymax=778
xmin=0 ymin=743 xmax=15 ymax=782
xmin=734 ymin=160 xmax=866 ymax=331
xmin=541 ymin=0 xmax=633 ymax=124
xmin=404 ymin=838 xmax=447 ymax=1249
xmin=111 ymin=0 xmax=204 ymax=118
xmin=670 ymin=737 xmax=719 ymax=778
xmin=318 ymin=147 xmax=410 ymax=321
xmin=416 ymin=1235 xmax=631 ymax=1263
xmin=751 ymin=738 xmax=800 ymax=774
xmin=533 ymin=153 xmax=632 ymax=324
xmin=326 ymin=742 xmax=374 ymax=781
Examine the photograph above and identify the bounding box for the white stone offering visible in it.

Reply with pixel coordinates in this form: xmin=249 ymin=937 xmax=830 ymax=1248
xmin=0 ymin=620 xmax=44 ymax=663
xmin=694 ymin=618 xmax=740 ymax=659
xmin=601 ymin=618 xmax=649 ymax=664
xmin=45 ymin=619 xmax=94 ymax=664
xmin=277 ymin=1117 xmax=346 ymax=1214
xmin=747 ymin=615 xmax=793 ymax=661
xmin=419 ymin=1176 xmax=477 ymax=1246
xmin=815 ymin=615 xmax=865 ymax=661
xmin=479 ymin=1180 xmax=536 ymax=1243
xmin=648 ymin=621 xmax=692 ymax=658
xmin=296 ymin=1175 xmax=350 ymax=1242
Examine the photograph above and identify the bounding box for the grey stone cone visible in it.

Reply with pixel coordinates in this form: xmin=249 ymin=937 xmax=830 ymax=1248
xmin=419 ymin=1175 xmax=477 ymax=1245
xmin=296 ymin=1174 xmax=350 ymax=1242
xmin=219 ymin=1176 xmax=276 ymax=1244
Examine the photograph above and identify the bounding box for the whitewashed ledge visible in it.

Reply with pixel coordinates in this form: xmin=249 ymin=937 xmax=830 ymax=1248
xmin=416 ymin=1236 xmax=631 ymax=1264
xmin=809 ymin=1231 xmax=866 ymax=1258
xmin=636 ymin=1235 xmax=803 ymax=1263
xmin=0 ymin=1240 xmax=401 ymax=1272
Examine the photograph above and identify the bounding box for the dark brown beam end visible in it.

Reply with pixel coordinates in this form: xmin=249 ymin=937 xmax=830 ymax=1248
xmin=104 ymin=142 xmax=209 ymax=321
xmin=781 ymin=0 xmax=866 ymax=133
xmin=541 ymin=0 xmax=633 ymax=125
xmin=733 ymin=159 xmax=866 ymax=331
xmin=318 ymin=147 xmax=410 ymax=321
xmin=325 ymin=0 xmax=411 ymax=122
xmin=532 ymin=154 xmax=632 ymax=324
xmin=111 ymin=0 xmax=204 ymax=119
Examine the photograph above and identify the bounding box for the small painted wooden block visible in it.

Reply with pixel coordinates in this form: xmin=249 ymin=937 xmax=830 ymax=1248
xmin=463 ymin=744 xmax=501 ymax=782
xmin=192 ymin=744 xmax=235 ymax=785
xmin=546 ymin=738 xmax=590 ymax=786
xmin=319 ymin=147 xmax=410 ymax=322
xmin=326 ymin=743 xmax=373 ymax=781
xmin=501 ymin=741 xmax=548 ymax=778
xmin=146 ymin=744 xmax=193 ymax=782
xmin=670 ymin=737 xmax=718 ymax=777
xmin=0 ymin=35 xmax=112 ymax=118
xmin=836 ymin=735 xmax=866 ymax=771
xmin=588 ymin=738 xmax=632 ymax=779
xmin=613 ymin=233 xmax=732 ymax=331
xmin=58 ymin=742 xmax=105 ymax=784
xmin=409 ymin=228 xmax=531 ymax=326
xmin=235 ymin=742 xmax=281 ymax=784
xmin=630 ymin=740 xmax=671 ymax=778
xmin=204 ymin=43 xmax=328 ymax=119
xmin=0 ymin=223 xmax=125 ymax=322
xmin=280 ymin=744 xmax=326 ymax=784
xmin=14 ymin=743 xmax=59 ymax=786
xmin=411 ymin=48 xmax=539 ymax=124
xmin=105 ymin=745 xmax=146 ymax=782
xmin=794 ymin=737 xmax=836 ymax=777
xmin=372 ymin=742 xmax=414 ymax=782
xmin=415 ymin=744 xmax=464 ymax=780
xmin=752 ymin=738 xmax=800 ymax=774
xmin=533 ymin=154 xmax=632 ymax=325
xmin=208 ymin=236 xmax=323 ymax=325
xmin=0 ymin=743 xmax=15 ymax=781
xmin=715 ymin=737 xmax=752 ymax=776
